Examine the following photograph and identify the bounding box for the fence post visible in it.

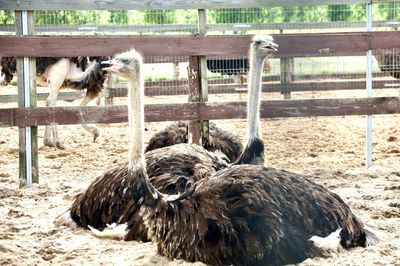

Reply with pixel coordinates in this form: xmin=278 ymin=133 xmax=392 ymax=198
xmin=280 ymin=57 xmax=293 ymax=100
xmin=187 ymin=9 xmax=209 ymax=145
xmin=365 ymin=1 xmax=373 ymax=168
xmin=187 ymin=56 xmax=202 ymax=144
xmin=198 ymin=9 xmax=209 ymax=145
xmin=15 ymin=10 xmax=38 ymax=187
xmin=104 ymin=73 xmax=115 ymax=105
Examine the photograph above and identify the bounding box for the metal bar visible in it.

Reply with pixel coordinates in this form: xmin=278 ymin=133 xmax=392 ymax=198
xmin=22 ymin=10 xmax=32 ymax=186
xmin=0 ymin=21 xmax=395 ymax=34
xmin=366 ymin=1 xmax=373 ymax=168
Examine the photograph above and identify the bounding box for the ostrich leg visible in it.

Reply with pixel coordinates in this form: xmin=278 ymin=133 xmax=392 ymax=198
xmin=44 ymin=59 xmax=70 ymax=149
xmin=79 ymin=95 xmax=100 ymax=142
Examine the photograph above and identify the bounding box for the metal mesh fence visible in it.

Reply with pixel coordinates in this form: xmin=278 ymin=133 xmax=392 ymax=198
xmin=1 ymin=3 xmax=400 ymax=35
xmin=1 ymin=3 xmax=400 ymax=102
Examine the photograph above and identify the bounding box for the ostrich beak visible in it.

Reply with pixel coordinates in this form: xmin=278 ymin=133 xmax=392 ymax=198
xmin=101 ymin=59 xmax=122 ymax=72
xmin=264 ymin=42 xmax=278 ymax=52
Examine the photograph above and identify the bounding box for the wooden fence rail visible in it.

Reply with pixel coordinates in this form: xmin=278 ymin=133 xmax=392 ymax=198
xmin=0 ymin=0 xmax=386 ymax=11
xmin=1 ymin=97 xmax=400 ymax=128
xmin=1 ymin=32 xmax=400 ymax=58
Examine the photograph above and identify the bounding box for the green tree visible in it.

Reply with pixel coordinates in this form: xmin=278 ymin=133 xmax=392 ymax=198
xmin=327 ymin=4 xmax=352 ymax=21
xmin=209 ymin=8 xmax=267 ymax=24
xmin=144 ymin=10 xmax=177 ymax=24
xmin=378 ymin=3 xmax=400 ymax=20
xmin=109 ymin=10 xmax=128 ymax=24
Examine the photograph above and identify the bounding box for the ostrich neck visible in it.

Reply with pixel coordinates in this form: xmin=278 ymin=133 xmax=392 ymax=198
xmin=127 ymin=71 xmax=145 ymax=168
xmin=247 ymin=53 xmax=266 ymax=140
xmin=127 ymin=65 xmax=160 ymax=203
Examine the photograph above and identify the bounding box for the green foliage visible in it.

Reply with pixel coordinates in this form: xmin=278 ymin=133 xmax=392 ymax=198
xmin=209 ymin=8 xmax=266 ymax=23
xmin=0 ymin=4 xmax=399 ymax=28
xmin=377 ymin=2 xmax=400 ymax=21
xmin=109 ymin=10 xmax=128 ymax=24
xmin=34 ymin=10 xmax=100 ymax=25
xmin=143 ymin=10 xmax=177 ymax=24
xmin=327 ymin=5 xmax=351 ymax=22
xmin=0 ymin=10 xmax=14 ymax=24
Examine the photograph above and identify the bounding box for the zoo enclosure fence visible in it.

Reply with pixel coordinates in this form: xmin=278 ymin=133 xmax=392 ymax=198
xmin=1 ymin=0 xmax=400 ymax=186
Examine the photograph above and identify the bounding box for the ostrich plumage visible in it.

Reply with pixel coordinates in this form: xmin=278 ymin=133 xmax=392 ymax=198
xmin=78 ymin=37 xmax=378 ymax=265
xmin=0 ymin=56 xmax=110 ymax=149
xmin=68 ymin=143 xmax=228 ymax=241
xmin=55 ymin=51 xmax=229 ymax=241
xmin=145 ymin=121 xmax=243 ymax=163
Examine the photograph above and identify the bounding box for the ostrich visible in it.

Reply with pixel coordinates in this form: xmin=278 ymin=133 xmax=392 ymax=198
xmin=146 ymin=41 xmax=275 ymax=164
xmin=55 ymin=31 xmax=272 ymax=237
xmin=55 ymin=50 xmax=229 ymax=241
xmin=0 ymin=56 xmax=110 ymax=149
xmin=145 ymin=121 xmax=243 ymax=163
xmin=86 ymin=36 xmax=379 ymax=265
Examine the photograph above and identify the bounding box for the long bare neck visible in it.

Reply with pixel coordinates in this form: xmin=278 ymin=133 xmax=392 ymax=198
xmin=246 ymin=51 xmax=266 ymax=140
xmin=128 ymin=66 xmax=145 ymax=168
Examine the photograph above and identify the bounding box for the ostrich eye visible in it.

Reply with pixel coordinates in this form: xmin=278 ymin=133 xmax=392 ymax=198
xmin=254 ymin=40 xmax=263 ymax=45
xmin=119 ymin=58 xmax=129 ymax=63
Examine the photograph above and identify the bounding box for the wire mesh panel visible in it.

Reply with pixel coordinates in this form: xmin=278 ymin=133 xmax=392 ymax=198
xmin=373 ymin=48 xmax=400 ymax=96
xmin=31 ymin=10 xmax=198 ymax=35
xmin=0 ymin=10 xmax=15 ymax=35
xmin=1 ymin=4 xmax=400 ymax=100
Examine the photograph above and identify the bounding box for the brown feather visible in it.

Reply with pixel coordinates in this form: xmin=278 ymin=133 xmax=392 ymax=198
xmin=69 ymin=143 xmax=229 ymax=241
xmin=139 ymin=165 xmax=368 ymax=265
xmin=145 ymin=121 xmax=243 ymax=163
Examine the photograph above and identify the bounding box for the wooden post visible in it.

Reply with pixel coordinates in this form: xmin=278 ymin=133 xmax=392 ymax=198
xmin=280 ymin=57 xmax=293 ymax=100
xmin=104 ymin=73 xmax=115 ymax=105
xmin=198 ymin=9 xmax=209 ymax=144
xmin=15 ymin=10 xmax=38 ymax=187
xmin=187 ymin=9 xmax=209 ymax=145
xmin=172 ymin=61 xmax=180 ymax=80
xmin=187 ymin=56 xmax=202 ymax=145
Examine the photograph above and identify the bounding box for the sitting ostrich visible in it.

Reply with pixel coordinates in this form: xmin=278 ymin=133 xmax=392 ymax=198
xmin=0 ymin=56 xmax=110 ymax=149
xmin=86 ymin=37 xmax=378 ymax=265
xmin=54 ymin=50 xmax=229 ymax=241
xmin=146 ymin=49 xmax=274 ymax=164
xmin=54 ymin=32 xmax=271 ymax=239
xmin=145 ymin=121 xmax=243 ymax=163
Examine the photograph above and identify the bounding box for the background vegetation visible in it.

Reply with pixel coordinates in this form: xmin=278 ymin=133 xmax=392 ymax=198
xmin=0 ymin=3 xmax=399 ymax=25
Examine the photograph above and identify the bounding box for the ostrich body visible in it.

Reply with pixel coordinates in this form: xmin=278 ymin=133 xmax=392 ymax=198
xmin=56 ymin=51 xmax=229 ymax=241
xmin=0 ymin=56 xmax=110 ymax=149
xmin=145 ymin=121 xmax=243 ymax=163
xmin=87 ymin=37 xmax=377 ymax=265
xmin=66 ymin=143 xmax=227 ymax=241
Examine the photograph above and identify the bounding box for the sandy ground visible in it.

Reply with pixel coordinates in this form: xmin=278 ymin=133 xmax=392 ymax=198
xmin=0 ymin=88 xmax=399 ymax=266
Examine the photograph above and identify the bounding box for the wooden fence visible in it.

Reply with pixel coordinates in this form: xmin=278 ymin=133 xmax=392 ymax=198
xmin=1 ymin=0 xmax=400 ymax=186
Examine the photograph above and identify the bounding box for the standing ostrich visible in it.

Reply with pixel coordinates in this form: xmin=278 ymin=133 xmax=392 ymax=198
xmin=0 ymin=56 xmax=110 ymax=149
xmin=88 ymin=36 xmax=379 ymax=265
xmin=55 ymin=50 xmax=229 ymax=241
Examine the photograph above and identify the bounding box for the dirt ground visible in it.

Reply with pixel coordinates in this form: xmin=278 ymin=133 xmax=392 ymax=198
xmin=0 ymin=88 xmax=399 ymax=266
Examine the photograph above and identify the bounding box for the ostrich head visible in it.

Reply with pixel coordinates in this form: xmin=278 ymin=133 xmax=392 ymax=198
xmin=251 ymin=35 xmax=278 ymax=59
xmin=101 ymin=49 xmax=143 ymax=80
